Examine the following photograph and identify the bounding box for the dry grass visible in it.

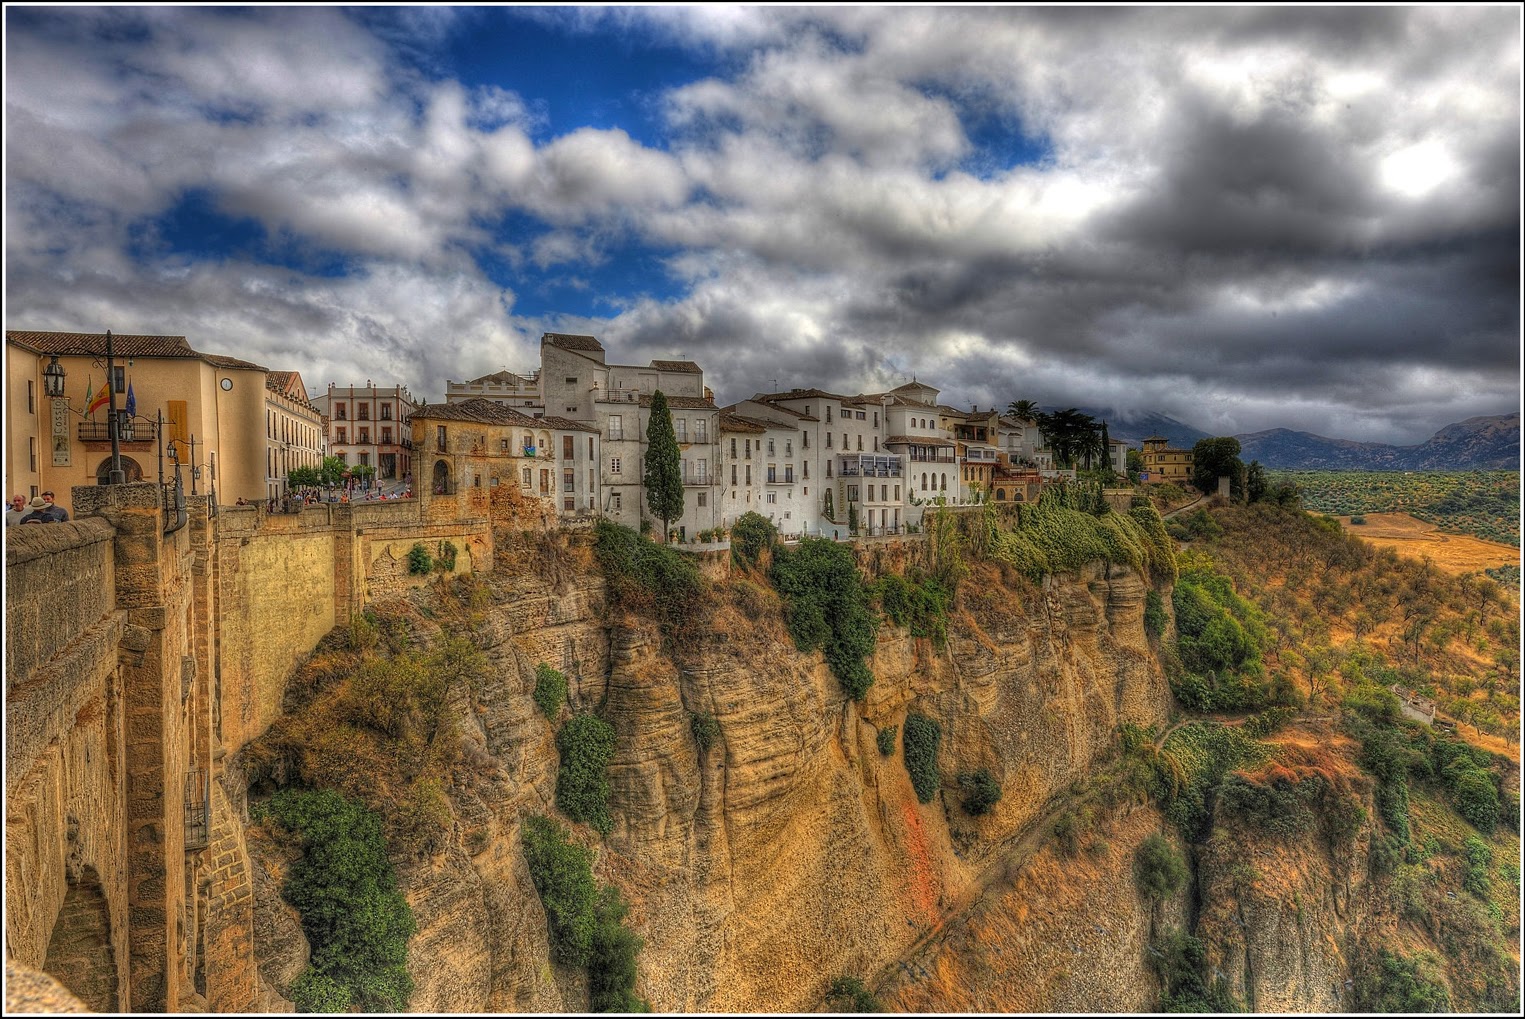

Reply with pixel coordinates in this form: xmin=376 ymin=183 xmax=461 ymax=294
xmin=1338 ymin=513 xmax=1519 ymax=576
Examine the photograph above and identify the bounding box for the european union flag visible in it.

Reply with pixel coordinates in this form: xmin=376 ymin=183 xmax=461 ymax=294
xmin=125 ymin=380 xmax=136 ymax=418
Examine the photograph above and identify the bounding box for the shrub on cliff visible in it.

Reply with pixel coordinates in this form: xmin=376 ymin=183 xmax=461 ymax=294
xmin=1134 ymin=832 xmax=1187 ymax=902
xmin=770 ymin=537 xmax=878 ymax=700
xmin=825 ymin=975 xmax=882 ymax=1012
xmin=902 ymin=713 xmax=942 ymax=803
xmin=876 ymin=725 xmax=898 ymax=757
xmin=958 ymin=768 xmax=1002 ymax=816
xmin=1144 ymin=588 xmax=1167 ymax=640
xmin=521 ymin=814 xmax=598 ymax=966
xmin=534 ymin=663 xmax=568 ymax=720
xmin=264 ymin=788 xmax=416 ymax=1011
xmin=407 ymin=542 xmax=433 ymax=575
xmin=593 ymin=520 xmax=701 ymax=638
xmin=556 ymin=714 xmax=617 ymax=835
xmin=730 ymin=511 xmax=777 ymax=567
xmin=872 ymin=571 xmax=950 ymax=648
xmin=589 ymin=886 xmax=649 ymax=1012
xmin=690 ymin=711 xmax=721 ymax=753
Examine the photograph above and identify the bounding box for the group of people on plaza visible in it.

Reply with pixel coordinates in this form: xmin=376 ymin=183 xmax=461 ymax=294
xmin=5 ymin=492 xmax=69 ymax=525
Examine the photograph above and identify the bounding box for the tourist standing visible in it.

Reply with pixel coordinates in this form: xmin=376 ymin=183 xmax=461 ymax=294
xmin=5 ymin=494 xmax=26 ymax=526
xmin=20 ymin=496 xmax=52 ymax=524
xmin=41 ymin=491 xmax=69 ymax=522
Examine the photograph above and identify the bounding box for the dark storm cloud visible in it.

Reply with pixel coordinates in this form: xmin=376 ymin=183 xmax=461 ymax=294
xmin=4 ymin=6 xmax=1519 ymax=442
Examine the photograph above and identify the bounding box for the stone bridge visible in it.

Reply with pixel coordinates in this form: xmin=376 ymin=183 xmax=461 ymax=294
xmin=5 ymin=484 xmax=490 ymax=1012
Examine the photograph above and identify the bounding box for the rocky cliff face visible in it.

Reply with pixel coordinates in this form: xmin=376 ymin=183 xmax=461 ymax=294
xmin=244 ymin=540 xmax=1173 ymax=1012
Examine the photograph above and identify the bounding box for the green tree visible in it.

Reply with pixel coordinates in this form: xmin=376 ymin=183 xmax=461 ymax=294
xmin=1191 ymin=437 xmax=1244 ymax=497
xmin=1007 ymin=399 xmax=1039 ymax=422
xmin=318 ymin=455 xmax=347 ymax=489
xmin=1126 ymin=448 xmax=1144 ymax=483
xmin=288 ymin=464 xmax=321 ymax=490
xmin=1245 ymin=460 xmax=1268 ymax=503
xmin=643 ymin=390 xmax=684 ymax=543
xmin=1134 ymin=832 xmax=1188 ymax=901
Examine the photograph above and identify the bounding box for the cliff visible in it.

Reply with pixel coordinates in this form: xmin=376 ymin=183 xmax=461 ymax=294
xmin=241 ymin=536 xmax=1172 ymax=1011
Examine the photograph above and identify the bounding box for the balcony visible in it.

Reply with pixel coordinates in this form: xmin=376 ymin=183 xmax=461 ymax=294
xmin=837 ymin=453 xmax=902 ymax=478
xmin=682 ymin=469 xmax=718 ymax=486
xmin=78 ymin=419 xmax=158 ymax=444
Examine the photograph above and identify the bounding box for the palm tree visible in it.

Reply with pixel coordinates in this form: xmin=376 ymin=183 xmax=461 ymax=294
xmin=1007 ymin=399 xmax=1039 ymax=422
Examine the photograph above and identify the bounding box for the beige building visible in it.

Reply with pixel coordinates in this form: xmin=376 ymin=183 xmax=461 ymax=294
xmin=263 ymin=370 xmax=324 ymax=500
xmin=5 ymin=330 xmax=269 ymax=503
xmin=1141 ymin=435 xmax=1194 ymax=484
xmin=310 ymin=383 xmax=417 ymax=483
xmin=411 ymin=398 xmax=600 ymax=521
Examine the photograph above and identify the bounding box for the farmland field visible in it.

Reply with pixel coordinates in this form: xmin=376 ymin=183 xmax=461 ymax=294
xmin=1332 ymin=512 xmax=1519 ymax=577
xmin=1271 ymin=470 xmax=1520 ymax=547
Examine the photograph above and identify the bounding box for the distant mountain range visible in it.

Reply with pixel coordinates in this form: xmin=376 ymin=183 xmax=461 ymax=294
xmin=1072 ymin=407 xmax=1519 ymax=471
xmin=1234 ymin=413 xmax=1520 ymax=471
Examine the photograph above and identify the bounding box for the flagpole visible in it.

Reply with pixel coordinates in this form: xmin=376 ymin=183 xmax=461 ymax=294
xmin=106 ymin=329 xmax=124 ymax=484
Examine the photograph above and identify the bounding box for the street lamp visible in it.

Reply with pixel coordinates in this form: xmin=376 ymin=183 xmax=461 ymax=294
xmin=41 ymin=330 xmax=128 ymax=484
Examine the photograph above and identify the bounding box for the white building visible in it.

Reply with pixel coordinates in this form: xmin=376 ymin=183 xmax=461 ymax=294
xmin=540 ymin=333 xmax=721 ymax=540
xmin=444 ymin=369 xmax=543 ymax=411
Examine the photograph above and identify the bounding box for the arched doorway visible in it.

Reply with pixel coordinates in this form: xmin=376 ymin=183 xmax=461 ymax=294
xmin=43 ymin=866 xmax=119 ymax=1011
xmin=432 ymin=459 xmax=450 ymax=495
xmin=95 ymin=456 xmax=143 ymax=483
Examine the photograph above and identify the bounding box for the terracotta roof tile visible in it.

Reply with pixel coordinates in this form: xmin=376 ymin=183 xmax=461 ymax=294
xmin=412 ymin=398 xmax=541 ymax=427
xmin=719 ymin=412 xmax=768 ymax=434
xmin=537 ymin=414 xmax=600 ymax=433
xmin=751 ymin=387 xmax=849 ymax=403
xmin=639 ymin=393 xmax=715 ymax=410
xmin=649 ymin=360 xmax=701 ymax=373
xmin=8 ymin=330 xmax=197 ymax=358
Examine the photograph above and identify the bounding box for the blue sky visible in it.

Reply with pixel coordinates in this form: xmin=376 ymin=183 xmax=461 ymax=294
xmin=5 ymin=5 xmax=1520 ymax=442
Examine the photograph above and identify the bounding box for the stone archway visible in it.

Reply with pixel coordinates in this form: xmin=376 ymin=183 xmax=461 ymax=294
xmin=432 ymin=459 xmax=451 ymax=494
xmin=95 ymin=455 xmax=143 ymax=483
xmin=42 ymin=866 xmax=119 ymax=1012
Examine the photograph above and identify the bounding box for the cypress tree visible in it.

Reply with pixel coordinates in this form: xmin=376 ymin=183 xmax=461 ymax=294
xmin=644 ymin=390 xmax=685 ymax=542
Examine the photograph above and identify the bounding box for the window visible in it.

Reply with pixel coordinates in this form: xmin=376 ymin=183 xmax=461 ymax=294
xmin=848 ymin=485 xmax=859 ymax=501
xmin=612 ymin=492 xmax=622 ymax=511
xmin=730 ymin=437 xmax=737 ymax=457
xmin=337 ymin=452 xmax=348 ymax=465
xmin=335 ymin=403 xmax=347 ymax=420
xmin=27 ymin=381 xmax=35 ymax=414
xmin=359 ymin=428 xmax=370 ymax=444
xmin=610 ymin=457 xmax=622 ymax=474
xmin=359 ymin=451 xmax=370 ymax=466
xmin=881 ymin=485 xmax=887 ymax=501
xmin=564 ymin=469 xmax=575 ymax=493
xmin=609 ymin=415 xmax=623 ymax=441
xmin=856 ymin=435 xmax=862 ymax=451
xmin=436 ymin=425 xmax=446 ymax=451
xmin=696 ymin=419 xmax=707 ymax=442
xmin=766 ymin=491 xmax=776 ymax=504
xmin=745 ymin=465 xmax=752 ymax=485
xmin=563 ymin=435 xmax=574 ymax=460
xmin=381 ymin=403 xmax=392 ymax=420
xmin=731 ymin=464 xmax=737 ymax=485
xmin=803 ymin=461 xmax=809 ymax=479
xmin=565 ymin=377 xmax=578 ymax=385
xmin=856 ymin=411 xmax=865 ymax=420
xmin=501 ymin=439 xmax=510 ymax=451
xmin=337 ymin=427 xmax=347 ymax=444
xmin=29 ymin=437 xmax=36 ymax=472
xmin=767 ymin=465 xmax=777 ymax=483
xmin=768 ymin=438 xmax=776 ymax=455
xmin=358 ymin=404 xmax=369 ymax=420
xmin=588 ymin=437 xmax=594 ymax=458
xmin=874 ymin=412 xmax=879 ymax=427
xmin=112 ymin=367 xmax=126 ymax=393
xmin=873 ymin=437 xmax=879 ymax=452
xmin=382 ymin=428 xmax=392 ymax=444
xmin=697 ymin=491 xmax=707 ymax=508
xmin=565 ymin=497 xmax=574 ymax=511
xmin=895 ymin=485 xmax=901 ymax=500
xmin=827 ymin=461 xmax=832 ymax=478
xmin=843 ymin=434 xmax=848 ymax=449
xmin=785 ymin=440 xmax=792 ymax=456
xmin=826 ymin=433 xmax=833 ymax=449
xmin=675 ymin=418 xmax=687 ymax=442
xmin=785 ymin=467 xmax=794 ymax=483
xmin=745 ymin=439 xmax=752 ymax=459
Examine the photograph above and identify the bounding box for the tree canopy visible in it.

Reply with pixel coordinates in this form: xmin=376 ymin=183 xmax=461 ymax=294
xmin=1191 ymin=437 xmax=1245 ymax=497
xmin=643 ymin=390 xmax=685 ymax=539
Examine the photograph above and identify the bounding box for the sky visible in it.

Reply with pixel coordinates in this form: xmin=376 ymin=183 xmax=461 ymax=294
xmin=4 ymin=5 xmax=1520 ymax=445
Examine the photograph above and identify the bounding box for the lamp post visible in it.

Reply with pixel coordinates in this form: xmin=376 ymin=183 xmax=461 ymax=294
xmin=41 ymin=329 xmax=127 ymax=484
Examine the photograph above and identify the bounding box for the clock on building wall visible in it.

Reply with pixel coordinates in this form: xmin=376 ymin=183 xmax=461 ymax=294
xmin=220 ymin=378 xmax=233 ymax=391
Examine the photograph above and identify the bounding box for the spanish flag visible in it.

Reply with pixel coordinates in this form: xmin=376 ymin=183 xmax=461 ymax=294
xmin=87 ymin=380 xmax=111 ymax=415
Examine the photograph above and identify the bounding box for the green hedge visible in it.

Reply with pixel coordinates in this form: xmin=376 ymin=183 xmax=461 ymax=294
xmin=521 ymin=814 xmax=598 ymax=966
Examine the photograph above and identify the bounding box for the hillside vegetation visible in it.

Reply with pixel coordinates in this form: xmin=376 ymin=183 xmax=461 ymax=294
xmin=1272 ymin=470 xmax=1520 ymax=547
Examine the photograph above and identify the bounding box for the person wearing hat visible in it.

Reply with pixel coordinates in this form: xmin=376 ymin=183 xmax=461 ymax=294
xmin=5 ymin=494 xmax=25 ymax=526
xmin=20 ymin=496 xmax=52 ymax=524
